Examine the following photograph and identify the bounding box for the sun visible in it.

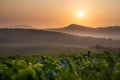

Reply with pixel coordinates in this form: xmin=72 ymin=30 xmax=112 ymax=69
xmin=78 ymin=11 xmax=85 ymax=17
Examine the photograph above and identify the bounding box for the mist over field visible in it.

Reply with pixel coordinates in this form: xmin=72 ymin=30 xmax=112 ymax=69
xmin=0 ymin=24 xmax=120 ymax=55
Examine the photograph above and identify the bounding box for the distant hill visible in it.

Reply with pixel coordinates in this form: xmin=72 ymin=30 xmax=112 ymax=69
xmin=0 ymin=28 xmax=120 ymax=48
xmin=0 ymin=25 xmax=33 ymax=29
xmin=48 ymin=24 xmax=120 ymax=40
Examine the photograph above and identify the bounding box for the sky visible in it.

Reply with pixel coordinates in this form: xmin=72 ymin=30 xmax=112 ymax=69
xmin=0 ymin=0 xmax=120 ymax=29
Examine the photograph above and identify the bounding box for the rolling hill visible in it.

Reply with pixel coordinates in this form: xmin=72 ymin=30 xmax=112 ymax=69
xmin=0 ymin=28 xmax=120 ymax=48
xmin=48 ymin=24 xmax=120 ymax=40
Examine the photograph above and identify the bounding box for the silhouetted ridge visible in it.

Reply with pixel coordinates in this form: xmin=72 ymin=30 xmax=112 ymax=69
xmin=48 ymin=24 xmax=120 ymax=40
xmin=65 ymin=24 xmax=92 ymax=30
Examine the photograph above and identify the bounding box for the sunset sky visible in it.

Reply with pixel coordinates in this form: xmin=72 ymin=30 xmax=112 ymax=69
xmin=0 ymin=0 xmax=120 ymax=29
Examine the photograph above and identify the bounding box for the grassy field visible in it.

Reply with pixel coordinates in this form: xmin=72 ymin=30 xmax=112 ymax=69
xmin=0 ymin=42 xmax=94 ymax=56
xmin=0 ymin=52 xmax=120 ymax=80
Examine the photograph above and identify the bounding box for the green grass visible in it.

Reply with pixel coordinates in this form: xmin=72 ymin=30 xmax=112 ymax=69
xmin=0 ymin=52 xmax=120 ymax=80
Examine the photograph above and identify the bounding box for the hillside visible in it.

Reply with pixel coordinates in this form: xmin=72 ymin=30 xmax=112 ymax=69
xmin=48 ymin=24 xmax=120 ymax=40
xmin=0 ymin=28 xmax=120 ymax=48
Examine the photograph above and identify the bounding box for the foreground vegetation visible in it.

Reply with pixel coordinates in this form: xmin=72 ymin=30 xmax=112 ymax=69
xmin=0 ymin=52 xmax=120 ymax=80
